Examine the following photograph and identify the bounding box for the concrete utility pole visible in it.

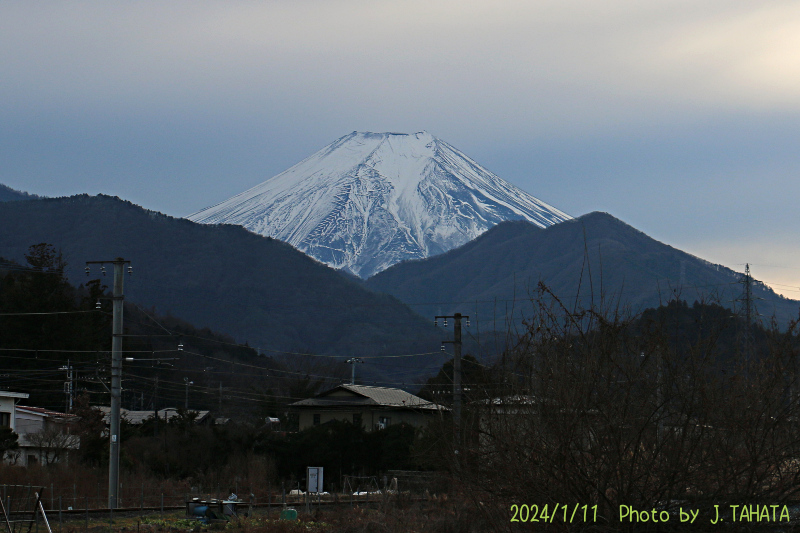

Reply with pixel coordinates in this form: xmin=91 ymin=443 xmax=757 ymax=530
xmin=435 ymin=313 xmax=469 ymax=452
xmin=86 ymin=258 xmax=130 ymax=510
xmin=60 ymin=361 xmax=73 ymax=413
xmin=346 ymin=358 xmax=363 ymax=385
xmin=184 ymin=377 xmax=193 ymax=410
xmin=154 ymin=375 xmax=159 ymax=436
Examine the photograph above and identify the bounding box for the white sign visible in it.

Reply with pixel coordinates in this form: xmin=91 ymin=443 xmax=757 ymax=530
xmin=307 ymin=467 xmax=323 ymax=494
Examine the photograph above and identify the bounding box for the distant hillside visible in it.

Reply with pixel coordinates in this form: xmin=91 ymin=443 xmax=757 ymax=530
xmin=365 ymin=212 xmax=800 ymax=329
xmin=0 ymin=251 xmax=290 ymax=413
xmin=0 ymin=195 xmax=444 ymax=385
xmin=0 ymin=183 xmax=40 ymax=202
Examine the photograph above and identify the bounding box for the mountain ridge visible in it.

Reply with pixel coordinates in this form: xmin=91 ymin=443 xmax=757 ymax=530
xmin=0 ymin=194 xmax=444 ymax=384
xmin=0 ymin=184 xmax=41 ymax=203
xmin=364 ymin=211 xmax=799 ymax=328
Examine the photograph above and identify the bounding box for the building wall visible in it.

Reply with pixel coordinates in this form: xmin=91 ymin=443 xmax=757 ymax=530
xmin=13 ymin=410 xmax=78 ymax=467
xmin=14 ymin=412 xmax=45 ymax=436
xmin=0 ymin=397 xmax=16 ymax=432
xmin=16 ymin=412 xmax=48 ymax=467
xmin=297 ymin=408 xmax=435 ymax=431
xmin=15 ymin=446 xmax=62 ymax=467
xmin=1 ymin=393 xmax=30 ymax=465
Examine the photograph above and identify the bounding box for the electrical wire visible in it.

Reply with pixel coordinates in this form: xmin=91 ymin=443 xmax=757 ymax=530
xmin=3 ymin=264 xmax=794 ymax=405
xmin=0 ymin=347 xmax=176 ymax=354
xmin=125 ymin=302 xmax=450 ymax=360
xmin=0 ymin=310 xmax=101 ymax=316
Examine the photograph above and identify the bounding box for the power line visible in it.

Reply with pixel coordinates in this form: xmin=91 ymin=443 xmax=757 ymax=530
xmin=0 ymin=262 xmax=66 ymax=275
xmin=0 ymin=348 xmax=177 ymax=354
xmin=0 ymin=310 xmax=100 ymax=316
xmin=123 ymin=309 xmax=445 ymax=360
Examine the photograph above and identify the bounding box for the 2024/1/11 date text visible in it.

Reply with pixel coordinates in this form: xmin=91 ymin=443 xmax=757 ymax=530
xmin=510 ymin=503 xmax=598 ymax=523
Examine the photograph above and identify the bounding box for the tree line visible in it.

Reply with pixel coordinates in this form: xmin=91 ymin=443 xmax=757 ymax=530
xmin=441 ymin=286 xmax=800 ymax=530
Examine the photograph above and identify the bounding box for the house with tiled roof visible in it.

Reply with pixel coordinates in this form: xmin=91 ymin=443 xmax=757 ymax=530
xmin=289 ymin=384 xmax=446 ymax=431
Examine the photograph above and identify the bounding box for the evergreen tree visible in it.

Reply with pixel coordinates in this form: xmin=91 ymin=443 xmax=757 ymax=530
xmin=0 ymin=427 xmax=20 ymax=462
xmin=0 ymin=244 xmax=110 ymax=408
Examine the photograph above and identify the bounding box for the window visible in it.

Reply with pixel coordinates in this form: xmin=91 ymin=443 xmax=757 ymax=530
xmin=353 ymin=413 xmax=362 ymax=427
xmin=377 ymin=416 xmax=391 ymax=429
xmin=313 ymin=414 xmax=320 ymax=426
xmin=0 ymin=412 xmax=10 ymax=427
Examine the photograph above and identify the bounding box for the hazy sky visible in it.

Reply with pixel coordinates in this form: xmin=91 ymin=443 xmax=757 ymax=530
xmin=2 ymin=1 xmax=799 ymax=298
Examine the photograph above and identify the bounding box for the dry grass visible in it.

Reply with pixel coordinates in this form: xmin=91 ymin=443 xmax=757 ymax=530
xmin=43 ymin=499 xmax=488 ymax=533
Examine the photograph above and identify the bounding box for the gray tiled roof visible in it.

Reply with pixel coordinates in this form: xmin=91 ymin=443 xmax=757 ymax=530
xmin=17 ymin=405 xmax=77 ymax=420
xmin=97 ymin=407 xmax=210 ymax=424
xmin=291 ymin=384 xmax=442 ymax=410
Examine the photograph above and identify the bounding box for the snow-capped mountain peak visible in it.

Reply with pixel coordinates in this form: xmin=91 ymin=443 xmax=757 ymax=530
xmin=188 ymin=131 xmax=571 ymax=278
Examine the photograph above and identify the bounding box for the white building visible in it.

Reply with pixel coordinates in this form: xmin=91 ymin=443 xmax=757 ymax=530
xmin=14 ymin=406 xmax=79 ymax=466
xmin=0 ymin=391 xmax=29 ymax=464
xmin=0 ymin=390 xmax=29 ymax=434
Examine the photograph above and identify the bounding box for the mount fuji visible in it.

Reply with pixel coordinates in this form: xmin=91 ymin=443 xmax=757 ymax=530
xmin=188 ymin=131 xmax=572 ymax=278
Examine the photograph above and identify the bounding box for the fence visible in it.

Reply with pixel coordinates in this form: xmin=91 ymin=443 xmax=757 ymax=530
xmin=1 ymin=485 xmax=51 ymax=533
xmin=1 ymin=483 xmax=182 ymax=514
xmin=0 ymin=471 xmax=448 ymax=531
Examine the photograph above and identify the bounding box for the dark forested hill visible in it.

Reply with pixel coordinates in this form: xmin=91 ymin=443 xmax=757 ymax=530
xmin=0 ymin=249 xmax=289 ymax=413
xmin=365 ymin=212 xmax=799 ymax=329
xmin=0 ymin=195 xmax=444 ymax=385
xmin=0 ymin=184 xmax=40 ymax=203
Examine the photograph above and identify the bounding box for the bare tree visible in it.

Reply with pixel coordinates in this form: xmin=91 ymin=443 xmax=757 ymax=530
xmin=25 ymin=426 xmax=79 ymax=466
xmin=458 ymin=285 xmax=800 ymax=530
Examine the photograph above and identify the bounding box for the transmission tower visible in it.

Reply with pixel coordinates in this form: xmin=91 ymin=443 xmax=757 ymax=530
xmin=735 ymin=263 xmax=761 ymax=370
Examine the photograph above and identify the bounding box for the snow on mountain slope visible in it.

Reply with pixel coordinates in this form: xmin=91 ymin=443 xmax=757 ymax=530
xmin=188 ymin=131 xmax=572 ymax=278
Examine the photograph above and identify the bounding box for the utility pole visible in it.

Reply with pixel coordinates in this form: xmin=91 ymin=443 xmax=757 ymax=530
xmin=184 ymin=377 xmax=193 ymax=410
xmin=86 ymin=258 xmax=130 ymax=510
xmin=435 ymin=313 xmax=469 ymax=454
xmin=127 ymin=356 xmax=176 ymax=436
xmin=154 ymin=375 xmax=159 ymax=437
xmin=346 ymin=358 xmax=363 ymax=385
xmin=60 ymin=361 xmax=73 ymax=412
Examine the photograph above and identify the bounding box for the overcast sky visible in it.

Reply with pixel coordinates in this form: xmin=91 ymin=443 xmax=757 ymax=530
xmin=2 ymin=1 xmax=799 ymax=298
